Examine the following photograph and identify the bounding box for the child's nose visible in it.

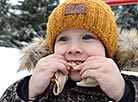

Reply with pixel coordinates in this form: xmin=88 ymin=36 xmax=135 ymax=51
xmin=67 ymin=45 xmax=83 ymax=55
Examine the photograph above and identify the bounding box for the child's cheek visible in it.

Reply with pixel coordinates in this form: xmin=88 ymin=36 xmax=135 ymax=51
xmin=54 ymin=45 xmax=66 ymax=55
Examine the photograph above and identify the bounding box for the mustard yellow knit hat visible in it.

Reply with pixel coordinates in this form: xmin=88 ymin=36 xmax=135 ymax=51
xmin=46 ymin=0 xmax=118 ymax=58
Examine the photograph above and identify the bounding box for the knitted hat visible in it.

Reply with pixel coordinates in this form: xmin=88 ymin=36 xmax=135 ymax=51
xmin=46 ymin=0 xmax=118 ymax=58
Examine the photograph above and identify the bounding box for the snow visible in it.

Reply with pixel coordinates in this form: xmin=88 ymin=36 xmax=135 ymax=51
xmin=9 ymin=0 xmax=24 ymax=5
xmin=9 ymin=0 xmax=64 ymax=5
xmin=122 ymin=71 xmax=138 ymax=76
xmin=60 ymin=0 xmax=65 ymax=3
xmin=0 ymin=47 xmax=31 ymax=97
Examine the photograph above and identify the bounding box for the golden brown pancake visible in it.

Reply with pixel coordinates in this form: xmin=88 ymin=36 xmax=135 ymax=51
xmin=52 ymin=62 xmax=98 ymax=95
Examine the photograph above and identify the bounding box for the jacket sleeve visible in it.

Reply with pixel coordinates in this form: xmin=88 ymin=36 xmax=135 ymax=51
xmin=0 ymin=76 xmax=31 ymax=102
xmin=123 ymin=74 xmax=138 ymax=102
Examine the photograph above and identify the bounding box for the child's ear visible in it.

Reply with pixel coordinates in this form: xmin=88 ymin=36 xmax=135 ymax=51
xmin=18 ymin=37 xmax=52 ymax=71
xmin=114 ymin=28 xmax=138 ymax=72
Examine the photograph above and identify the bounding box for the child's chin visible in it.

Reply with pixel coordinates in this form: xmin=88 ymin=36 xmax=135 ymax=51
xmin=69 ymin=72 xmax=81 ymax=81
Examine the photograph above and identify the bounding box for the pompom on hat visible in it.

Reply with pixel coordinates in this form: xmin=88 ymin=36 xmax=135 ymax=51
xmin=46 ymin=0 xmax=118 ymax=58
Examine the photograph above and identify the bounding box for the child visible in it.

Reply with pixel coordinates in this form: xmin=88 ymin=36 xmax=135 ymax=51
xmin=1 ymin=0 xmax=138 ymax=102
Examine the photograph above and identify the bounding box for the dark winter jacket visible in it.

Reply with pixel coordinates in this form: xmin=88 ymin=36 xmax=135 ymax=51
xmin=1 ymin=29 xmax=138 ymax=102
xmin=0 ymin=74 xmax=138 ymax=102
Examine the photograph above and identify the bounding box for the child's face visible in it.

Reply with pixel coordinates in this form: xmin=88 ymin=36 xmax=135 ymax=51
xmin=54 ymin=28 xmax=105 ymax=81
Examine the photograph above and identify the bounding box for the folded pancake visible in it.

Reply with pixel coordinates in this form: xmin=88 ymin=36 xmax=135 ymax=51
xmin=51 ymin=61 xmax=98 ymax=95
xmin=68 ymin=61 xmax=81 ymax=70
xmin=77 ymin=77 xmax=98 ymax=87
xmin=69 ymin=61 xmax=98 ymax=87
xmin=51 ymin=71 xmax=68 ymax=95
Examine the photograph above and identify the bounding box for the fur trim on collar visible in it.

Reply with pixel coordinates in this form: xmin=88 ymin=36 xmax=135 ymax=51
xmin=19 ymin=29 xmax=138 ymax=72
xmin=19 ymin=37 xmax=51 ymax=71
xmin=114 ymin=28 xmax=138 ymax=71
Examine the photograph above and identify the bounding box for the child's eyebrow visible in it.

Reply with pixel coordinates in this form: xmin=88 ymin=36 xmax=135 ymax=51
xmin=80 ymin=30 xmax=89 ymax=35
xmin=82 ymin=31 xmax=98 ymax=38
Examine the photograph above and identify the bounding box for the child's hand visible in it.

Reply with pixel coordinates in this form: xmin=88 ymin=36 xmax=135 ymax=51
xmin=79 ymin=56 xmax=125 ymax=101
xmin=29 ymin=54 xmax=69 ymax=100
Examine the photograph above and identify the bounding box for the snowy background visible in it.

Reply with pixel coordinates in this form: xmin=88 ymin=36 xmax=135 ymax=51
xmin=0 ymin=47 xmax=31 ymax=97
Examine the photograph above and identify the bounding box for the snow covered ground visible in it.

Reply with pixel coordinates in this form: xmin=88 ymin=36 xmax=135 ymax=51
xmin=0 ymin=47 xmax=138 ymax=97
xmin=0 ymin=47 xmax=31 ymax=97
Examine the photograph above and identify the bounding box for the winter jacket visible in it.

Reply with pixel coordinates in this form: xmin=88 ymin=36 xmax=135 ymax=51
xmin=1 ymin=29 xmax=138 ymax=102
xmin=0 ymin=74 xmax=138 ymax=102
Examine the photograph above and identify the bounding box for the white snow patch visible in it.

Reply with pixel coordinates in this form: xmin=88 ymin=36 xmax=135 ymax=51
xmin=0 ymin=47 xmax=31 ymax=97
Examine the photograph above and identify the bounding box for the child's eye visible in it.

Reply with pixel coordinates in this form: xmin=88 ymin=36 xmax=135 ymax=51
xmin=82 ymin=34 xmax=95 ymax=40
xmin=58 ymin=36 xmax=69 ymax=42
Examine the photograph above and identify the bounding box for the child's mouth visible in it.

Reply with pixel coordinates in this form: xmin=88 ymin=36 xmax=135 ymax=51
xmin=68 ymin=61 xmax=82 ymax=72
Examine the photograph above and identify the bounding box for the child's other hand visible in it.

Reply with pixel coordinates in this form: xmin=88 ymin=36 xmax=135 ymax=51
xmin=29 ymin=54 xmax=69 ymax=100
xmin=79 ymin=56 xmax=125 ymax=101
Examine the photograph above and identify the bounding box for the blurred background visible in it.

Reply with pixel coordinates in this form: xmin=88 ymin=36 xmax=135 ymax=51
xmin=0 ymin=0 xmax=138 ymax=48
xmin=0 ymin=0 xmax=138 ymax=96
